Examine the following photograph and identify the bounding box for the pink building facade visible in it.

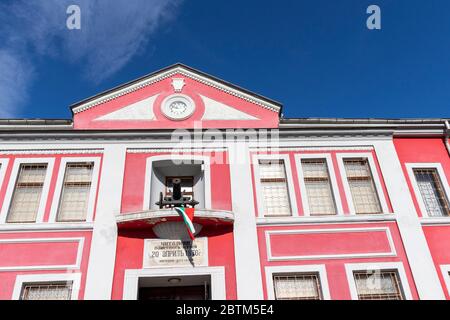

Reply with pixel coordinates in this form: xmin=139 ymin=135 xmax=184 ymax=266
xmin=0 ymin=64 xmax=449 ymax=300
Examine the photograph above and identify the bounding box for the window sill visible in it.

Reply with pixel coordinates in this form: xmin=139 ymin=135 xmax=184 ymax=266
xmin=0 ymin=222 xmax=94 ymax=232
xmin=420 ymin=217 xmax=450 ymax=226
xmin=256 ymin=214 xmax=396 ymax=225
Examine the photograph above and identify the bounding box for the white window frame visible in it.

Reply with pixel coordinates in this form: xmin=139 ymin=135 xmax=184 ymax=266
xmin=265 ymin=264 xmax=331 ymax=300
xmin=345 ymin=262 xmax=412 ymax=300
xmin=12 ymin=273 xmax=81 ymax=300
xmin=295 ymin=154 xmax=343 ymax=216
xmin=0 ymin=158 xmax=55 ymax=224
xmin=440 ymin=265 xmax=450 ymax=296
xmin=336 ymin=153 xmax=389 ymax=215
xmin=123 ymin=266 xmax=225 ymax=300
xmin=405 ymin=163 xmax=450 ymax=218
xmin=143 ymin=154 xmax=212 ymax=210
xmin=0 ymin=158 xmax=9 ymax=190
xmin=49 ymin=157 xmax=101 ymax=223
xmin=252 ymin=154 xmax=299 ymax=217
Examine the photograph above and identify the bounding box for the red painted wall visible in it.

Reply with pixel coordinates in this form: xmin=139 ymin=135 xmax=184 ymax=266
xmin=113 ymin=151 xmax=237 ymax=299
xmin=257 ymin=222 xmax=419 ymax=300
xmin=0 ymin=231 xmax=92 ymax=300
xmin=394 ymin=137 xmax=450 ymax=298
xmin=0 ymin=153 xmax=102 ymax=299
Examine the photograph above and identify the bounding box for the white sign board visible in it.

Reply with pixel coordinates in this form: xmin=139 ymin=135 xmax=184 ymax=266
xmin=143 ymin=238 xmax=208 ymax=268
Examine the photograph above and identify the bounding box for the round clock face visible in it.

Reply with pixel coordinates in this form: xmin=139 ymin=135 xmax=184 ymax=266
xmin=161 ymin=95 xmax=195 ymax=120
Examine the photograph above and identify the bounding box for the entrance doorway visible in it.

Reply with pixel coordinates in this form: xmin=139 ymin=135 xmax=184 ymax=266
xmin=137 ymin=275 xmax=211 ymax=300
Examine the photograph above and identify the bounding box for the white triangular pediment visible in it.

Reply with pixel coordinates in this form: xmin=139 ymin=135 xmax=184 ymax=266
xmin=94 ymin=94 xmax=158 ymax=121
xmin=200 ymin=95 xmax=258 ymax=120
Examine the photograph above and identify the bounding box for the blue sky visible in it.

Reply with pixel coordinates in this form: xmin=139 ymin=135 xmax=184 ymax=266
xmin=0 ymin=0 xmax=449 ymax=120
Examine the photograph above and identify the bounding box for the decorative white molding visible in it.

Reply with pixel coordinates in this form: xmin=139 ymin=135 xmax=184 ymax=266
xmin=0 ymin=157 xmax=55 ymax=224
xmin=171 ymin=78 xmax=186 ymax=92
xmin=123 ymin=266 xmax=226 ymax=300
xmin=228 ymin=142 xmax=264 ymax=299
xmin=252 ymin=153 xmax=299 ymax=218
xmin=127 ymin=147 xmax=228 ymax=154
xmin=256 ymin=213 xmax=396 ymax=226
xmin=84 ymin=145 xmax=126 ymax=300
xmin=0 ymin=237 xmax=84 ymax=271
xmin=116 ymin=209 xmax=234 ymax=226
xmin=265 ymin=227 xmax=396 ymax=261
xmin=405 ymin=163 xmax=450 ymax=218
xmin=0 ymin=222 xmax=94 ymax=232
xmin=344 ymin=262 xmax=413 ymax=300
xmin=12 ymin=273 xmax=82 ymax=300
xmin=143 ymin=154 xmax=212 ymax=210
xmin=294 ymin=153 xmax=344 ymax=216
xmin=336 ymin=152 xmax=390 ymax=215
xmin=49 ymin=157 xmax=101 ymax=223
xmin=265 ymin=264 xmax=331 ymax=300
xmin=94 ymin=95 xmax=158 ymax=121
xmin=250 ymin=146 xmax=375 ymax=152
xmin=201 ymin=95 xmax=258 ymax=120
xmin=72 ymin=66 xmax=280 ymax=114
xmin=0 ymin=149 xmax=103 ymax=155
xmin=440 ymin=265 xmax=450 ymax=296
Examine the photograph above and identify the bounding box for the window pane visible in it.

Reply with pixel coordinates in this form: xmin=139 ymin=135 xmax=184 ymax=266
xmin=57 ymin=163 xmax=93 ymax=222
xmin=21 ymin=282 xmax=72 ymax=300
xmin=7 ymin=164 xmax=47 ymax=223
xmin=344 ymin=159 xmax=382 ymax=214
xmin=414 ymin=168 xmax=450 ymax=217
xmin=354 ymin=271 xmax=404 ymax=300
xmin=274 ymin=273 xmax=322 ymax=300
xmin=259 ymin=160 xmax=291 ymax=216
xmin=302 ymin=159 xmax=336 ymax=215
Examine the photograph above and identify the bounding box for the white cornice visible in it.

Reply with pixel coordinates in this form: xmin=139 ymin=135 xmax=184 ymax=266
xmin=72 ymin=66 xmax=281 ymax=114
xmin=0 ymin=149 xmax=104 ymax=155
xmin=127 ymin=147 xmax=228 ymax=154
xmin=249 ymin=146 xmax=374 ymax=152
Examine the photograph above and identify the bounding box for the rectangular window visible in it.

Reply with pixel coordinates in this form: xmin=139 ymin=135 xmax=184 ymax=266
xmin=301 ymin=159 xmax=336 ymax=215
xmin=343 ymin=159 xmax=382 ymax=214
xmin=273 ymin=273 xmax=323 ymax=300
xmin=57 ymin=163 xmax=94 ymax=222
xmin=353 ymin=270 xmax=404 ymax=300
xmin=21 ymin=282 xmax=73 ymax=300
xmin=7 ymin=164 xmax=48 ymax=223
xmin=259 ymin=159 xmax=291 ymax=216
xmin=413 ymin=168 xmax=450 ymax=217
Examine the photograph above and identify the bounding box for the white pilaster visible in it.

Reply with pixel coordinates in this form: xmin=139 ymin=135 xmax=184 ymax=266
xmin=84 ymin=145 xmax=127 ymax=300
xmin=374 ymin=140 xmax=445 ymax=300
xmin=228 ymin=142 xmax=264 ymax=299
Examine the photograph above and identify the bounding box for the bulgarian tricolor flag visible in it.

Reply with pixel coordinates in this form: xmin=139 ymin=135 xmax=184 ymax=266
xmin=175 ymin=207 xmax=196 ymax=240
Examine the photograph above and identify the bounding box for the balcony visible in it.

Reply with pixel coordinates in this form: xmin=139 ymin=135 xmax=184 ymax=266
xmin=116 ymin=209 xmax=234 ymax=238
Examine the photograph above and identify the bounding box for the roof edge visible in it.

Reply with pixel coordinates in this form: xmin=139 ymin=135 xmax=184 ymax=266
xmin=70 ymin=63 xmax=283 ymax=115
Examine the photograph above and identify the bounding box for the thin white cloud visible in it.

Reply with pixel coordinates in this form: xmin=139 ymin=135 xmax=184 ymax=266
xmin=0 ymin=0 xmax=182 ymax=116
xmin=0 ymin=50 xmax=33 ymax=118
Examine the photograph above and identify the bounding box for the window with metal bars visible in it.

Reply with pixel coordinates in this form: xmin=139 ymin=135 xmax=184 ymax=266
xmin=353 ymin=270 xmax=404 ymax=300
xmin=413 ymin=168 xmax=450 ymax=217
xmin=7 ymin=164 xmax=47 ymax=223
xmin=343 ymin=158 xmax=382 ymax=214
xmin=301 ymin=159 xmax=336 ymax=215
xmin=57 ymin=162 xmax=94 ymax=222
xmin=258 ymin=159 xmax=292 ymax=216
xmin=21 ymin=282 xmax=73 ymax=300
xmin=273 ymin=273 xmax=323 ymax=300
